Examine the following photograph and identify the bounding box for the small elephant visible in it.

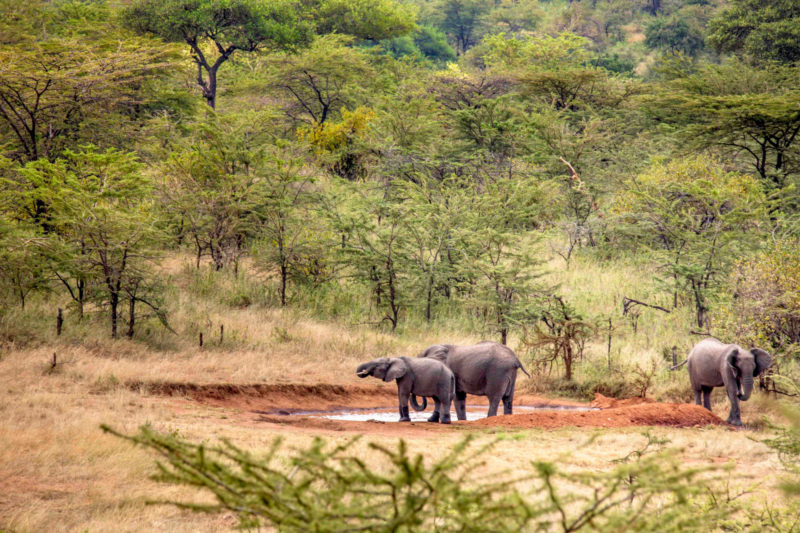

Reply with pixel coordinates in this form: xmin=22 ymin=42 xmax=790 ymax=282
xmin=356 ymin=356 xmax=454 ymax=424
xmin=687 ymin=338 xmax=772 ymax=426
xmin=418 ymin=341 xmax=529 ymax=421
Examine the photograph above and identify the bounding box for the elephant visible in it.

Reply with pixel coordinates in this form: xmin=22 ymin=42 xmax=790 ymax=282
xmin=418 ymin=341 xmax=530 ymax=421
xmin=687 ymin=338 xmax=772 ymax=426
xmin=356 ymin=356 xmax=454 ymax=424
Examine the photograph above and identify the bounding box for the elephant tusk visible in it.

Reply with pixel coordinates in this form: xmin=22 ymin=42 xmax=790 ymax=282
xmin=356 ymin=370 xmax=369 ymax=377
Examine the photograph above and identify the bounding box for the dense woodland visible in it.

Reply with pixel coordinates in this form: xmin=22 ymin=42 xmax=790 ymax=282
xmin=1 ymin=0 xmax=799 ymax=389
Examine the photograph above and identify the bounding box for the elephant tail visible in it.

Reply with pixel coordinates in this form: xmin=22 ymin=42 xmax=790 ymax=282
xmin=670 ymin=359 xmax=688 ymax=371
xmin=517 ymin=361 xmax=531 ymax=378
xmin=410 ymin=394 xmax=427 ymax=411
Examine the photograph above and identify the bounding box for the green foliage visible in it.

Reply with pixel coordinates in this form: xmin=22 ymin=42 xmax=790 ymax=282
xmin=268 ymin=35 xmax=375 ymax=126
xmin=104 ymin=425 xmax=750 ymax=532
xmin=612 ymin=156 xmax=767 ymax=328
xmin=125 ymin=0 xmax=312 ymax=108
xmin=707 ymin=0 xmax=800 ymax=63
xmin=433 ymin=0 xmax=491 ymax=55
xmin=645 ymin=16 xmax=705 ymax=56
xmin=1 ymin=146 xmax=168 ymax=337
xmin=644 ymin=60 xmax=800 ymax=190
xmin=305 ymin=0 xmax=417 ymax=41
xmin=0 ymin=28 xmax=174 ymax=161
xmin=717 ymin=238 xmax=800 ymax=367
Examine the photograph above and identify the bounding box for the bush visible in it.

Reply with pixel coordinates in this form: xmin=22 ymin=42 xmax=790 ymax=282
xmin=103 ymin=425 xmax=761 ymax=532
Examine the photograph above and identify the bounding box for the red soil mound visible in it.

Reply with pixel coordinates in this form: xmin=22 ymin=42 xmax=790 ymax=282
xmin=469 ymin=402 xmax=724 ymax=429
xmin=590 ymin=393 xmax=654 ymax=409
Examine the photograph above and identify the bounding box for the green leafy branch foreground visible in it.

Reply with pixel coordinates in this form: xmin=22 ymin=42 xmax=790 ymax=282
xmin=102 ymin=425 xmax=800 ymax=532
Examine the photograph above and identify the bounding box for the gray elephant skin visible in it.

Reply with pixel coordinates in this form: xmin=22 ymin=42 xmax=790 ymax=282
xmin=418 ymin=341 xmax=530 ymax=421
xmin=356 ymin=356 xmax=454 ymax=424
xmin=687 ymin=338 xmax=772 ymax=426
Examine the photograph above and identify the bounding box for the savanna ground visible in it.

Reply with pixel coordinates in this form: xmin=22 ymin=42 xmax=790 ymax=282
xmin=0 ymin=252 xmax=792 ymax=532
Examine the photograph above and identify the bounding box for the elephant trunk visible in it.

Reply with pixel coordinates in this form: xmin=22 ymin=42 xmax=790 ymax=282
xmin=410 ymin=395 xmax=427 ymax=412
xmin=356 ymin=363 xmax=372 ymax=378
xmin=738 ymin=377 xmax=754 ymax=401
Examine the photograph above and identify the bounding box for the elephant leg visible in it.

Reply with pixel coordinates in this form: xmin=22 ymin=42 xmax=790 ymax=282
xmin=398 ymin=391 xmax=411 ymax=422
xmin=702 ymin=386 xmax=712 ymax=411
xmin=427 ymin=396 xmax=441 ymax=423
xmin=440 ymin=397 xmax=451 ymax=424
xmin=725 ymin=387 xmax=742 ymax=426
xmin=502 ymin=373 xmax=516 ymax=415
xmin=502 ymin=394 xmax=512 ymax=415
xmin=693 ymin=388 xmax=702 ymax=406
xmin=487 ymin=396 xmax=501 ymax=417
xmin=455 ymin=389 xmax=467 ymax=421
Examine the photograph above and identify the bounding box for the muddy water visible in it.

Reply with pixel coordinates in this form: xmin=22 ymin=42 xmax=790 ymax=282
xmin=304 ymin=405 xmax=598 ymax=422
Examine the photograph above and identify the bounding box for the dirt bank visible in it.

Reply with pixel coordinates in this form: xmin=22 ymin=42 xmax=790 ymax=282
xmin=129 ymin=381 xmax=587 ymax=413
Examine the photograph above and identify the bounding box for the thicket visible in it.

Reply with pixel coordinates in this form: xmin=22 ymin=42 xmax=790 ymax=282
xmin=2 ymin=0 xmax=800 ymax=394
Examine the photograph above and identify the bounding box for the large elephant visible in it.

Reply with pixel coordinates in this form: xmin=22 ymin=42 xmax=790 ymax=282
xmin=418 ymin=341 xmax=530 ymax=420
xmin=356 ymin=356 xmax=454 ymax=424
xmin=687 ymin=339 xmax=772 ymax=426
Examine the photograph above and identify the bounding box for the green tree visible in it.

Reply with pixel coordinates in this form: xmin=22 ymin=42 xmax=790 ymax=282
xmin=456 ymin=175 xmax=547 ymax=344
xmin=645 ymin=61 xmax=800 ymax=190
xmin=328 ymin=180 xmax=412 ymax=331
xmin=0 ymin=36 xmax=173 ymax=162
xmin=645 ymin=16 xmax=705 ymax=56
xmin=707 ymin=0 xmax=800 ymax=63
xmin=304 ymin=0 xmax=416 ymax=41
xmin=162 ymin=122 xmax=267 ymax=271
xmin=268 ymin=36 xmax=374 ymax=126
xmin=125 ymin=0 xmax=312 ymax=109
xmin=434 ymin=0 xmax=491 ymax=55
xmin=3 ymin=146 xmax=167 ymax=337
xmin=251 ymin=152 xmax=322 ymax=307
xmin=613 ymin=156 xmax=768 ymax=328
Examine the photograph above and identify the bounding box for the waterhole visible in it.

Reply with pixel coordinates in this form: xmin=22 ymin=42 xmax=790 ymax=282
xmin=296 ymin=404 xmax=598 ymax=422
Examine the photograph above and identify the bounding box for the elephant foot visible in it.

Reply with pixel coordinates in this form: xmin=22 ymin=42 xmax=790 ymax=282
xmin=440 ymin=415 xmax=451 ymax=424
xmin=399 ymin=406 xmax=410 ymax=422
xmin=727 ymin=418 xmax=743 ymax=427
xmin=427 ymin=412 xmax=440 ymax=423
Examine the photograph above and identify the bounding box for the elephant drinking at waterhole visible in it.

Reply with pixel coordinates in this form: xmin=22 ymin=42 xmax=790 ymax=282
xmin=418 ymin=341 xmax=530 ymax=421
xmin=356 ymin=356 xmax=455 ymax=424
xmin=687 ymin=339 xmax=772 ymax=426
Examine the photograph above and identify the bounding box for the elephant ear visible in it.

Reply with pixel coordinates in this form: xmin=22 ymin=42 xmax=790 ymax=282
xmin=421 ymin=344 xmax=448 ymax=362
xmin=751 ymin=348 xmax=772 ymax=377
xmin=384 ymin=359 xmax=408 ymax=382
xmin=726 ymin=347 xmax=740 ymax=379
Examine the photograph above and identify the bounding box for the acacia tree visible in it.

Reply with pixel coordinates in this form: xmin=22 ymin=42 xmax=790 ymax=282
xmin=0 ymin=37 xmax=172 ymax=162
xmin=328 ymin=180 xmax=412 ymax=331
xmin=646 ymin=62 xmax=800 ymax=191
xmin=4 ymin=146 xmax=167 ymax=338
xmin=707 ymin=0 xmax=800 ymax=63
xmin=613 ymin=156 xmax=767 ymax=328
xmin=125 ymin=0 xmax=312 ymax=109
xmin=268 ymin=36 xmax=374 ymax=126
xmin=251 ymin=153 xmax=323 ymax=307
xmin=163 ymin=122 xmax=266 ymax=271
xmin=456 ymin=175 xmax=547 ymax=344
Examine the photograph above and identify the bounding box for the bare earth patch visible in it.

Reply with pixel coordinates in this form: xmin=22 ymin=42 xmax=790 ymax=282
xmin=136 ymin=382 xmax=726 ymax=432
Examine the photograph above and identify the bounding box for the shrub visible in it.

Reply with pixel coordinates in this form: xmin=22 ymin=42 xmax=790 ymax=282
xmin=103 ymin=425 xmax=755 ymax=532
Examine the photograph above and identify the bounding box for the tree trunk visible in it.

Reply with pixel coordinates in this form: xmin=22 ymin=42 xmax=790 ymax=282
xmin=127 ymin=297 xmax=135 ymax=338
xmin=280 ymin=264 xmax=287 ymax=307
xmin=110 ymin=291 xmax=118 ymax=339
